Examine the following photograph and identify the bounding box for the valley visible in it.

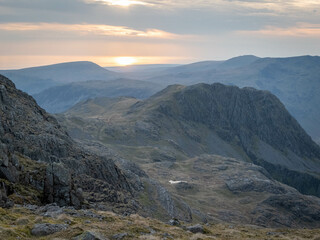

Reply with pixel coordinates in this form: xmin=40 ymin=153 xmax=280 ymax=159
xmin=1 ymin=56 xmax=320 ymax=239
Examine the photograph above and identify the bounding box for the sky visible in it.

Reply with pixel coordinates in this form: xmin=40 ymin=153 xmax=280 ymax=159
xmin=0 ymin=0 xmax=320 ymax=69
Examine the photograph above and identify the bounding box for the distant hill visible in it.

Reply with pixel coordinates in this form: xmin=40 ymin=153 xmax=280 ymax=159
xmin=106 ymin=64 xmax=181 ymax=73
xmin=34 ymin=79 xmax=163 ymax=113
xmin=59 ymin=82 xmax=320 ymax=227
xmin=145 ymin=55 xmax=320 ymax=141
xmin=0 ymin=61 xmax=119 ymax=94
xmin=106 ymin=64 xmax=182 ymax=80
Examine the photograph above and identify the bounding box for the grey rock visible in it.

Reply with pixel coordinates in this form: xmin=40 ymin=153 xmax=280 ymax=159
xmin=36 ymin=203 xmax=63 ymax=218
xmin=31 ymin=223 xmax=68 ymax=236
xmin=186 ymin=224 xmax=204 ymax=234
xmin=73 ymin=230 xmax=107 ymax=240
xmin=112 ymin=232 xmax=128 ymax=239
xmin=217 ymin=165 xmax=228 ymax=171
xmin=175 ymin=182 xmax=194 ymax=191
xmin=225 ymin=177 xmax=286 ymax=194
xmin=162 ymin=232 xmax=173 ymax=239
xmin=149 ymin=179 xmax=192 ymax=222
xmin=168 ymin=219 xmax=180 ymax=226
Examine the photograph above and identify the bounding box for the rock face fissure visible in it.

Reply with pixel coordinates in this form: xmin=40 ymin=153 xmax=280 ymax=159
xmin=0 ymin=74 xmax=133 ymax=210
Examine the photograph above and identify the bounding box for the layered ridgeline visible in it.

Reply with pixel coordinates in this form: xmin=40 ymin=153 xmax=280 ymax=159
xmin=59 ymin=83 xmax=320 ymax=227
xmin=0 ymin=62 xmax=164 ymax=114
xmin=33 ymin=79 xmax=163 ymax=113
xmin=145 ymin=55 xmax=320 ymax=142
xmin=0 ymin=74 xmax=201 ymax=223
xmin=3 ymin=56 xmax=319 ymax=143
xmin=0 ymin=74 xmax=134 ymax=211
xmin=0 ymin=61 xmax=119 ymax=94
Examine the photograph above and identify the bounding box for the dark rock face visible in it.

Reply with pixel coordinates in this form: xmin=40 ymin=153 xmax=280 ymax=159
xmin=141 ymin=83 xmax=320 ymax=196
xmin=0 ymin=74 xmax=133 ymax=209
xmin=171 ymin=83 xmax=320 ymax=160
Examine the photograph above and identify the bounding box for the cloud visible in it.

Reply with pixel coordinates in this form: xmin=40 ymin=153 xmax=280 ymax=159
xmin=85 ymin=0 xmax=151 ymax=6
xmin=238 ymin=23 xmax=320 ymax=37
xmin=0 ymin=22 xmax=180 ymax=39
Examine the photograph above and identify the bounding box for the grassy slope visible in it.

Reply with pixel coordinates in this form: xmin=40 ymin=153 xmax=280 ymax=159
xmin=1 ymin=206 xmax=320 ymax=240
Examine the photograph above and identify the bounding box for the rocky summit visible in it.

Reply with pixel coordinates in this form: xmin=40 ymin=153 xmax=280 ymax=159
xmin=59 ymin=82 xmax=320 ymax=228
xmin=0 ymin=74 xmax=134 ymax=211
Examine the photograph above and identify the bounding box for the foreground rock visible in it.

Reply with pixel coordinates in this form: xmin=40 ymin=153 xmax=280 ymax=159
xmin=1 ymin=205 xmax=319 ymax=240
xmin=74 ymin=230 xmax=107 ymax=240
xmin=0 ymin=74 xmax=134 ymax=211
xmin=111 ymin=232 xmax=128 ymax=239
xmin=186 ymin=224 xmax=204 ymax=234
xmin=31 ymin=223 xmax=68 ymax=236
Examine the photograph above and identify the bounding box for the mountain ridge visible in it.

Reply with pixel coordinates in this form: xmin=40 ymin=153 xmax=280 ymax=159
xmin=0 ymin=61 xmax=119 ymax=94
xmin=59 ymin=82 xmax=320 ymax=227
xmin=143 ymin=55 xmax=320 ymax=142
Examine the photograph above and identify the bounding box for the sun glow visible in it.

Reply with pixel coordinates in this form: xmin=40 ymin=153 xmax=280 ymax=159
xmin=93 ymin=0 xmax=148 ymax=7
xmin=115 ymin=57 xmax=137 ymax=66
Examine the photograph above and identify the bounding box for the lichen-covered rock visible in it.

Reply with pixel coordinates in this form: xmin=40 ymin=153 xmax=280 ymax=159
xmin=31 ymin=223 xmax=68 ymax=236
xmin=186 ymin=224 xmax=204 ymax=234
xmin=73 ymin=230 xmax=107 ymax=240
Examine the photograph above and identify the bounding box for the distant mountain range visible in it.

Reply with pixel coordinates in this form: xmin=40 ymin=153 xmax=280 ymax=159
xmin=33 ymin=79 xmax=163 ymax=113
xmin=58 ymin=82 xmax=320 ymax=227
xmin=1 ymin=55 xmax=319 ymax=143
xmin=0 ymin=61 xmax=119 ymax=94
xmin=142 ymin=55 xmax=320 ymax=142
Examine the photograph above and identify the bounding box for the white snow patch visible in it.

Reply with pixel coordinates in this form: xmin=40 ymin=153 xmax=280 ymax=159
xmin=169 ymin=180 xmax=187 ymax=184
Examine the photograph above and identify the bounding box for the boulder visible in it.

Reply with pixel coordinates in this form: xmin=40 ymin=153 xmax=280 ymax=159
xmin=31 ymin=223 xmax=68 ymax=236
xmin=73 ymin=230 xmax=107 ymax=240
xmin=186 ymin=224 xmax=204 ymax=234
xmin=168 ymin=218 xmax=180 ymax=226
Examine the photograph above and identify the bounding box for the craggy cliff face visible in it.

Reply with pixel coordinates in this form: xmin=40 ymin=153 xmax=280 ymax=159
xmin=0 ymin=74 xmax=133 ymax=210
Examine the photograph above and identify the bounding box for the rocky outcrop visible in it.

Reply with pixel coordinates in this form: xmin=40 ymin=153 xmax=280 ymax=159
xmin=129 ymin=83 xmax=320 ymax=195
xmin=252 ymin=193 xmax=320 ymax=228
xmin=0 ymin=74 xmax=133 ymax=210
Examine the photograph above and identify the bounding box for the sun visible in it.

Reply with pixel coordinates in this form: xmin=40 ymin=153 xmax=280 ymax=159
xmin=99 ymin=0 xmax=148 ymax=7
xmin=115 ymin=57 xmax=137 ymax=66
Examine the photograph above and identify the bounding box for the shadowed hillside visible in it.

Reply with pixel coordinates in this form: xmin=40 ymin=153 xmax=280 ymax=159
xmin=58 ymin=82 xmax=320 ymax=227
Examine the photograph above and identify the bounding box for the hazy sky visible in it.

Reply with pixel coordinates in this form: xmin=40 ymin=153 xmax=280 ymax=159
xmin=0 ymin=0 xmax=319 ymax=69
